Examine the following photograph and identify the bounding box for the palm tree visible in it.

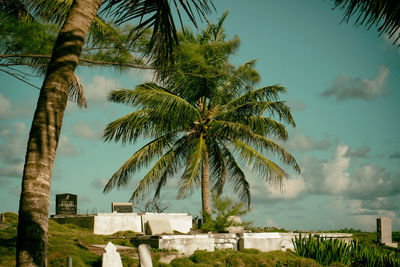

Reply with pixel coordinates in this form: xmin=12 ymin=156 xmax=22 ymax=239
xmin=12 ymin=0 xmax=213 ymax=266
xmin=103 ymin=15 xmax=300 ymax=218
xmin=333 ymin=0 xmax=400 ymax=44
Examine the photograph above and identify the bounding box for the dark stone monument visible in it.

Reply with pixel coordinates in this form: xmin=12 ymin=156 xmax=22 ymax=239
xmin=56 ymin=193 xmax=77 ymax=215
xmin=111 ymin=202 xmax=133 ymax=213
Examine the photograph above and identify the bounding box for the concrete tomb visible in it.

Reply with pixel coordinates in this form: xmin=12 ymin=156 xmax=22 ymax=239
xmin=377 ymin=217 xmax=398 ymax=248
xmin=141 ymin=213 xmax=192 ymax=234
xmin=102 ymin=242 xmax=123 ymax=267
xmin=225 ymin=216 xmax=244 ymax=233
xmin=56 ymin=193 xmax=77 ymax=215
xmin=112 ymin=202 xmax=133 ymax=213
xmin=146 ymin=219 xmax=173 ymax=235
xmin=138 ymin=244 xmax=153 ymax=267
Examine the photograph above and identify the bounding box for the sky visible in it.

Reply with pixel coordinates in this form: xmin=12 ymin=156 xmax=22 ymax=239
xmin=1 ymin=0 xmax=400 ymax=232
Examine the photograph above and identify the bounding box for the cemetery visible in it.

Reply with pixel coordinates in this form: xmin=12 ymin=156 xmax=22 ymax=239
xmin=37 ymin=194 xmax=394 ymax=265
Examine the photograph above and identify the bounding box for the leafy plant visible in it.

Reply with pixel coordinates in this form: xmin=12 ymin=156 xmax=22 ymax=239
xmin=200 ymin=191 xmax=251 ymax=232
xmin=293 ymin=233 xmax=400 ymax=267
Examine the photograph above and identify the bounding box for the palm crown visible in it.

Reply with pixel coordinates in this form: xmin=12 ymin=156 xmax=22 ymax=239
xmin=104 ymin=14 xmax=300 ymax=216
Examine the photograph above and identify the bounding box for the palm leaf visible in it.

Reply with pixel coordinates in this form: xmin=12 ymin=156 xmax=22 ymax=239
xmin=219 ymin=142 xmax=250 ymax=208
xmin=177 ymin=133 xmax=206 ymax=198
xmin=334 ymin=0 xmax=400 ymax=44
xmin=103 ymin=132 xmax=178 ymax=193
xmin=232 ymin=139 xmax=287 ymax=188
xmin=208 ymin=140 xmax=226 ymax=195
xmin=129 ymin=134 xmax=192 ymax=201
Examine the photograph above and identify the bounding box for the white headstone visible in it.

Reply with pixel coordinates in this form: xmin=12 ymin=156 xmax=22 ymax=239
xmin=146 ymin=219 xmax=173 ymax=235
xmin=138 ymin=244 xmax=153 ymax=267
xmin=102 ymin=242 xmax=123 ymax=267
xmin=377 ymin=217 xmax=398 ymax=248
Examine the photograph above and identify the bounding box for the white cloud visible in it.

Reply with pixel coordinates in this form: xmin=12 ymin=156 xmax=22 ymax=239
xmin=72 ymin=120 xmax=101 ymax=140
xmin=128 ymin=69 xmax=155 ymax=84
xmin=57 ymin=136 xmax=77 ymax=156
xmin=266 ymin=175 xmax=306 ymax=199
xmin=286 ymin=100 xmax=307 ymax=112
xmin=0 ymin=122 xmax=27 ymax=178
xmin=84 ymin=75 xmax=122 ymax=103
xmin=344 ymin=147 xmax=370 ymax=158
xmin=321 ymin=145 xmax=350 ymax=194
xmin=0 ymin=93 xmax=12 ymax=119
xmin=91 ymin=177 xmax=109 ymax=189
xmin=322 ymin=66 xmax=389 ymax=101
xmin=286 ymin=131 xmax=333 ymax=152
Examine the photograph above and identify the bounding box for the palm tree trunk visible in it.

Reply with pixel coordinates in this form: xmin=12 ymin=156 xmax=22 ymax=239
xmin=16 ymin=0 xmax=102 ymax=266
xmin=201 ymin=149 xmax=212 ymax=221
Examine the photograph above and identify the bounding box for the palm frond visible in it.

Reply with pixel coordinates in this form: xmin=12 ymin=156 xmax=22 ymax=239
xmin=23 ymin=0 xmax=72 ymax=25
xmin=221 ymin=85 xmax=287 ymax=110
xmin=68 ymin=73 xmax=87 ymax=108
xmin=129 ymin=134 xmax=192 ymax=201
xmin=178 ymin=133 xmax=206 ymax=198
xmin=103 ymin=132 xmax=178 ymax=193
xmin=208 ymin=140 xmax=226 ymax=195
xmin=232 ymin=139 xmax=287 ymax=188
xmin=101 ymin=0 xmax=214 ymax=69
xmin=0 ymin=0 xmax=35 ymax=22
xmin=218 ymin=100 xmax=295 ymax=127
xmin=108 ymin=84 xmax=200 ymax=120
xmin=219 ymin=142 xmax=250 ymax=208
xmin=334 ymin=0 xmax=400 ymax=44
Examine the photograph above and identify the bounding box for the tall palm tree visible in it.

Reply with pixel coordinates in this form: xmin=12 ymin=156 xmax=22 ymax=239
xmin=103 ymin=16 xmax=300 ymax=218
xmin=333 ymin=0 xmax=400 ymax=44
xmin=13 ymin=0 xmax=213 ymax=266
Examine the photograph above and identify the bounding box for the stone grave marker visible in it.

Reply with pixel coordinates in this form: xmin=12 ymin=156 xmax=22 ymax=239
xmin=146 ymin=219 xmax=173 ymax=235
xmin=102 ymin=242 xmax=123 ymax=267
xmin=138 ymin=244 xmax=153 ymax=267
xmin=377 ymin=217 xmax=398 ymax=248
xmin=111 ymin=202 xmax=133 ymax=213
xmin=225 ymin=216 xmax=244 ymax=233
xmin=56 ymin=193 xmax=77 ymax=215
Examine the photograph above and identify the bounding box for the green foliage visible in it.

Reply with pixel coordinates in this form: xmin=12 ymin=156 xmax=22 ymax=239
xmin=200 ymin=191 xmax=251 ymax=232
xmin=104 ymin=14 xmax=299 ymax=215
xmin=293 ymin=233 xmax=400 ymax=267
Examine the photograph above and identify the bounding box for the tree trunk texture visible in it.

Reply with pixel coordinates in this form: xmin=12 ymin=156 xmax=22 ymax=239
xmin=201 ymin=150 xmax=212 ymax=220
xmin=16 ymin=0 xmax=102 ymax=266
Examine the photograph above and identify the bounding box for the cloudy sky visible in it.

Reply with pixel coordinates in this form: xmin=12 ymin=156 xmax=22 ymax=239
xmin=1 ymin=0 xmax=400 ymax=231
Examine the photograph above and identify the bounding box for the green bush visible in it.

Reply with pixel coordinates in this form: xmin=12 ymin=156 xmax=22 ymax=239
xmin=293 ymin=233 xmax=400 ymax=267
xmin=200 ymin=191 xmax=251 ymax=232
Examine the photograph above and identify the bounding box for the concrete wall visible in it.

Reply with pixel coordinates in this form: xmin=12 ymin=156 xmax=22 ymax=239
xmin=159 ymin=235 xmax=214 ymax=255
xmin=209 ymin=233 xmax=239 ymax=250
xmin=50 ymin=215 xmax=95 ymax=230
xmin=141 ymin=213 xmax=192 ymax=234
xmin=93 ymin=213 xmax=142 ymax=235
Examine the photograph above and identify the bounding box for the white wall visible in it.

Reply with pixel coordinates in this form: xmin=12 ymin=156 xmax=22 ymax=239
xmin=93 ymin=213 xmax=142 ymax=235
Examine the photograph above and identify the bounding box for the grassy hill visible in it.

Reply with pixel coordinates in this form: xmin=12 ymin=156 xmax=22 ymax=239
xmin=0 ymin=212 xmax=398 ymax=266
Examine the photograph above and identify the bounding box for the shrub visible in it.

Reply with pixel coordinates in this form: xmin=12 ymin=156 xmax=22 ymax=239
xmin=293 ymin=233 xmax=400 ymax=267
xmin=200 ymin=191 xmax=251 ymax=232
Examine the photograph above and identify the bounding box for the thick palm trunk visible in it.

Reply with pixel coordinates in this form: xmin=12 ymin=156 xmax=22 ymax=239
xmin=16 ymin=0 xmax=102 ymax=266
xmin=201 ymin=150 xmax=212 ymax=221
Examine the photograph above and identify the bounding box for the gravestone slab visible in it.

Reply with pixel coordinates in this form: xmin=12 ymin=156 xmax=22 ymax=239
xmin=377 ymin=217 xmax=398 ymax=248
xmin=138 ymin=244 xmax=153 ymax=267
xmin=102 ymin=242 xmax=123 ymax=267
xmin=111 ymin=202 xmax=133 ymax=213
xmin=146 ymin=219 xmax=173 ymax=235
xmin=56 ymin=193 xmax=77 ymax=215
xmin=225 ymin=216 xmax=244 ymax=233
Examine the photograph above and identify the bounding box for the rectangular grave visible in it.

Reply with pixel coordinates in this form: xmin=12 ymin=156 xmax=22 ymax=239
xmin=56 ymin=193 xmax=77 ymax=215
xmin=111 ymin=202 xmax=133 ymax=213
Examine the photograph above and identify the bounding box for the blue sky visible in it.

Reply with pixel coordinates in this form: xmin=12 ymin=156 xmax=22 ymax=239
xmin=1 ymin=0 xmax=400 ymax=231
